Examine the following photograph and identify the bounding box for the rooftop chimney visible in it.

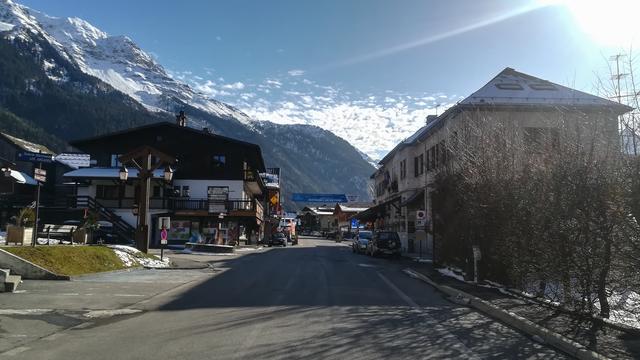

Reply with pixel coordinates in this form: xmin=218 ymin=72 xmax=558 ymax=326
xmin=176 ymin=111 xmax=187 ymax=127
xmin=426 ymin=115 xmax=437 ymax=125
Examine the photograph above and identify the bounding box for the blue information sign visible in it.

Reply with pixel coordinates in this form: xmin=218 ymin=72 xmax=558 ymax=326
xmin=351 ymin=219 xmax=360 ymax=228
xmin=291 ymin=193 xmax=348 ymax=203
xmin=17 ymin=151 xmax=54 ymax=164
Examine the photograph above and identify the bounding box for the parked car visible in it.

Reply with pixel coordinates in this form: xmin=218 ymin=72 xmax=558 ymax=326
xmin=311 ymin=231 xmax=322 ymax=237
xmin=93 ymin=221 xmax=118 ymax=244
xmin=302 ymin=229 xmax=311 ymax=236
xmin=352 ymin=230 xmax=372 ymax=254
xmin=366 ymin=231 xmax=401 ymax=257
xmin=268 ymin=232 xmax=287 ymax=247
xmin=326 ymin=231 xmax=337 ymax=240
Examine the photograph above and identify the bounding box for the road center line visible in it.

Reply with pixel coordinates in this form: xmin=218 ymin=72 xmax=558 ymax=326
xmin=377 ymin=271 xmax=419 ymax=307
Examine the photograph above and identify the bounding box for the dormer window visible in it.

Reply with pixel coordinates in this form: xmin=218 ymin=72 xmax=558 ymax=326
xmin=529 ymin=83 xmax=557 ymax=91
xmin=495 ymin=83 xmax=523 ymax=90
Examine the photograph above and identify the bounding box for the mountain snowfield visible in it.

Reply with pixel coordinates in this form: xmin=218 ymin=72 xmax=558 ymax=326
xmin=0 ymin=0 xmax=377 ymax=204
xmin=0 ymin=0 xmax=251 ymax=123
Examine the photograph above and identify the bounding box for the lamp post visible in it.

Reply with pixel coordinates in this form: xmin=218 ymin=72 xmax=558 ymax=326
xmin=119 ymin=146 xmax=176 ymax=253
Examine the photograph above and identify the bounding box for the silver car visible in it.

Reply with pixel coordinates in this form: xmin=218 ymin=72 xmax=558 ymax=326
xmin=351 ymin=230 xmax=372 ymax=254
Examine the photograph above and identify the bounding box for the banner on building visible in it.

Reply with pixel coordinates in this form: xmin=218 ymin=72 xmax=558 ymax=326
xmin=291 ymin=193 xmax=348 ymax=203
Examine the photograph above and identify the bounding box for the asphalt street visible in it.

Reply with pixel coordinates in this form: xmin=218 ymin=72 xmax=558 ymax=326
xmin=0 ymin=236 xmax=569 ymax=359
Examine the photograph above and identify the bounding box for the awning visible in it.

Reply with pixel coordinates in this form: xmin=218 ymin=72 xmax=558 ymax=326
xmin=353 ymin=196 xmax=400 ymax=222
xmin=64 ymin=167 xmax=166 ymax=180
xmin=2 ymin=168 xmax=38 ymax=186
xmin=400 ymin=190 xmax=424 ymax=207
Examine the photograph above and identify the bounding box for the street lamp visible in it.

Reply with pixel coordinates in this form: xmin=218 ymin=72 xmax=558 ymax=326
xmin=3 ymin=166 xmax=11 ymax=177
xmin=163 ymin=166 xmax=174 ymax=182
xmin=119 ymin=165 xmax=129 ymax=181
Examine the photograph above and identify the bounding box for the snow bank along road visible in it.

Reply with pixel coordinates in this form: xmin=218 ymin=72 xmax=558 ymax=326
xmin=0 ymin=237 xmax=568 ymax=359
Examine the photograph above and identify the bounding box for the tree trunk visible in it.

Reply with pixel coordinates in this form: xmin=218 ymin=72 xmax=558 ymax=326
xmin=597 ymin=236 xmax=612 ymax=318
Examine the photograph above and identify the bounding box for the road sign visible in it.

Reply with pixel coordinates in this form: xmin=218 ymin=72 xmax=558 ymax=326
xmin=351 ymin=219 xmax=360 ymax=228
xmin=34 ymin=174 xmax=46 ymax=183
xmin=160 ymin=228 xmax=168 ymax=245
xmin=158 ymin=217 xmax=171 ymax=230
xmin=291 ymin=193 xmax=348 ymax=203
xmin=17 ymin=151 xmax=54 ymax=164
xmin=416 ymin=209 xmax=426 ymax=228
xmin=270 ymin=193 xmax=278 ymax=206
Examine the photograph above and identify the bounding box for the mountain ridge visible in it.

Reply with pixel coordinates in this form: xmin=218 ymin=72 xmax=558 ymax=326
xmin=0 ymin=0 xmax=375 ymax=208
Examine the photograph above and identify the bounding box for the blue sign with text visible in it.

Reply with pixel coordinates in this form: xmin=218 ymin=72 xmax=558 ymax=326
xmin=291 ymin=193 xmax=348 ymax=203
xmin=17 ymin=151 xmax=54 ymax=164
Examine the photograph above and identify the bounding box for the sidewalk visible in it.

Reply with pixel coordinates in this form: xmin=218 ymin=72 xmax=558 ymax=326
xmin=407 ymin=262 xmax=640 ymax=360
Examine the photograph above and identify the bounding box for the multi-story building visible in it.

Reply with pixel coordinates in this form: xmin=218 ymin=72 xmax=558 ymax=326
xmin=357 ymin=67 xmax=631 ymax=256
xmin=64 ymin=121 xmax=268 ymax=247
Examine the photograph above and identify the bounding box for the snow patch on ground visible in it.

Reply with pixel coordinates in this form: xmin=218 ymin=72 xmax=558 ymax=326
xmin=83 ymin=309 xmax=142 ymax=319
xmin=437 ymin=267 xmax=466 ymax=282
xmin=108 ymin=245 xmax=170 ymax=268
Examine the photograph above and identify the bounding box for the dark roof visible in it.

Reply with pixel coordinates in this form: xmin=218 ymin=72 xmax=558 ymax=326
xmin=70 ymin=121 xmax=266 ymax=170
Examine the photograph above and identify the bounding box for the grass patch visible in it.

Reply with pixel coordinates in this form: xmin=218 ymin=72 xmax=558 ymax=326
xmin=1 ymin=246 xmax=131 ymax=276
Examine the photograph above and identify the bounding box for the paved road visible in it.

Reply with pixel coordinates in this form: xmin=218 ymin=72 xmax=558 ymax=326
xmin=0 ymin=237 xmax=568 ymax=359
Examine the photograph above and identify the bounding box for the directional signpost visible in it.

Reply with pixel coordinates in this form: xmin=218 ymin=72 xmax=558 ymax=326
xmin=18 ymin=151 xmax=54 ymax=247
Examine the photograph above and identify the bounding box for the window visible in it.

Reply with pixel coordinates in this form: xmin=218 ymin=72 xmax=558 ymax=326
xmin=439 ymin=140 xmax=447 ymax=166
xmin=414 ymin=154 xmax=424 ymax=177
xmin=212 ymin=155 xmax=226 ymax=168
xmin=182 ymin=186 xmax=190 ymax=197
xmin=495 ymin=83 xmax=523 ymax=90
xmin=110 ymin=154 xmax=122 ymax=167
xmin=429 ymin=146 xmax=436 ymax=169
xmin=153 ymin=186 xmax=161 ymax=198
xmin=399 ymin=159 xmax=406 ymax=179
xmin=96 ymin=185 xmax=120 ymax=199
xmin=435 ymin=145 xmax=440 ymax=168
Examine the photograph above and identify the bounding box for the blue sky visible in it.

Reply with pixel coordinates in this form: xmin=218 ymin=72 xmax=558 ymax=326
xmin=18 ymin=0 xmax=638 ymax=159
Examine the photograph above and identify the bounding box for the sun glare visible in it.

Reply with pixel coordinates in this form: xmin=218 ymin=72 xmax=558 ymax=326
xmin=541 ymin=0 xmax=640 ymax=47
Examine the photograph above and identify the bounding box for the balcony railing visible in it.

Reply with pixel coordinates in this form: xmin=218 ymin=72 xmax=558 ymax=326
xmin=170 ymin=198 xmax=257 ymax=213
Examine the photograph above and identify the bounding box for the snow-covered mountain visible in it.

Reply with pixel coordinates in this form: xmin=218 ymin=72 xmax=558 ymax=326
xmin=0 ymin=0 xmax=376 ymax=207
xmin=0 ymin=0 xmax=249 ymax=122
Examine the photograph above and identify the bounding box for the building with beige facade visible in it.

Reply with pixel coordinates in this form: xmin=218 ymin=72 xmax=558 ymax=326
xmin=356 ymin=67 xmax=631 ymax=257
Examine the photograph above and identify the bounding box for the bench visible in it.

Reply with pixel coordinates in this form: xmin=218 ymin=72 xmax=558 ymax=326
xmin=39 ymin=224 xmax=79 ymax=244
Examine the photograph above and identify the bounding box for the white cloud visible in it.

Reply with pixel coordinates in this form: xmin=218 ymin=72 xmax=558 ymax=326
xmin=288 ymin=69 xmax=305 ymax=77
xmin=222 ymin=82 xmax=245 ymax=90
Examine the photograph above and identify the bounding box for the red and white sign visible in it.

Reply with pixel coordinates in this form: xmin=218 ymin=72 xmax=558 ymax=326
xmin=160 ymin=228 xmax=168 ymax=245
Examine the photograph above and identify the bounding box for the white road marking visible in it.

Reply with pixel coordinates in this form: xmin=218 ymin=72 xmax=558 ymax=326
xmin=0 ymin=309 xmax=53 ymax=315
xmin=377 ymin=271 xmax=419 ymax=307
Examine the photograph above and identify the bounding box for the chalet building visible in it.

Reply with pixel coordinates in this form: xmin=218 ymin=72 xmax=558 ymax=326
xmin=300 ymin=205 xmax=336 ymax=234
xmin=356 ymin=67 xmax=632 ymax=257
xmin=333 ymin=203 xmax=372 ymax=233
xmin=64 ymin=121 xmax=269 ymax=247
xmin=0 ymin=133 xmax=77 ymax=227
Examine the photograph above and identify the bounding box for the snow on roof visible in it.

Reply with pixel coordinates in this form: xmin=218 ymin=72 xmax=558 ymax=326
xmin=461 ymin=68 xmax=629 ymax=109
xmin=1 ymin=133 xmax=54 ymax=155
xmin=64 ymin=167 xmax=166 ymax=179
xmin=315 ymin=211 xmax=334 ymax=216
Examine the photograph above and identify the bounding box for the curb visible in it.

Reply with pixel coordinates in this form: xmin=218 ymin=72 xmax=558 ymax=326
xmin=403 ymin=268 xmax=610 ymax=360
